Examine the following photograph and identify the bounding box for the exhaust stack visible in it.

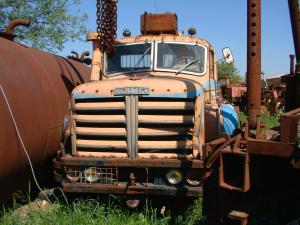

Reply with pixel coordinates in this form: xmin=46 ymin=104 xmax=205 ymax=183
xmin=288 ymin=0 xmax=300 ymax=74
xmin=247 ymin=0 xmax=262 ymax=128
xmin=290 ymin=54 xmax=295 ymax=74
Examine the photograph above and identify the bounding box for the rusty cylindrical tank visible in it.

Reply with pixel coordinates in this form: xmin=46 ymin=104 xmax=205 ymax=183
xmin=247 ymin=0 xmax=262 ymax=128
xmin=0 ymin=37 xmax=90 ymax=203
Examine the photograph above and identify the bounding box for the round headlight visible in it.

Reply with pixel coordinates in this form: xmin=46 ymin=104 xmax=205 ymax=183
xmin=65 ymin=168 xmax=80 ymax=183
xmin=84 ymin=167 xmax=99 ymax=183
xmin=166 ymin=169 xmax=183 ymax=185
xmin=186 ymin=170 xmax=202 ymax=186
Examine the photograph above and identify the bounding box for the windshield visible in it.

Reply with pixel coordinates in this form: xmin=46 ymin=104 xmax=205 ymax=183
xmin=105 ymin=42 xmax=207 ymax=76
xmin=156 ymin=43 xmax=206 ymax=75
xmin=105 ymin=43 xmax=152 ymax=75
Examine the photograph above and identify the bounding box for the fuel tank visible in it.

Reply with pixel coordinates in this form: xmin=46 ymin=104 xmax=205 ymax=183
xmin=0 ymin=37 xmax=90 ymax=203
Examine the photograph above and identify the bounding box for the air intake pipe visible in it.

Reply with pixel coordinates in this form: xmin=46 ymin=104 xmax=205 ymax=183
xmin=0 ymin=19 xmax=31 ymax=41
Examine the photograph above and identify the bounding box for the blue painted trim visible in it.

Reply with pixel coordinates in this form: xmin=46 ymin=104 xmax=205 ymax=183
xmin=73 ymin=88 xmax=204 ymax=99
xmin=202 ymin=79 xmax=217 ymax=90
xmin=72 ymin=93 xmax=119 ymax=99
xmin=144 ymin=89 xmax=204 ymax=99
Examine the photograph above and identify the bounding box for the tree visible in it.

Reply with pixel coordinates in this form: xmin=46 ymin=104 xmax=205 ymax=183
xmin=217 ymin=61 xmax=243 ymax=84
xmin=0 ymin=0 xmax=88 ymax=52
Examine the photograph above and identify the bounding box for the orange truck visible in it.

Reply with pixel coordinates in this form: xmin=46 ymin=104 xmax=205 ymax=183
xmin=53 ymin=13 xmax=238 ymax=207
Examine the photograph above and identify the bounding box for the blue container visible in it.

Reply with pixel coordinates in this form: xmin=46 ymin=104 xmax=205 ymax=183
xmin=220 ymin=104 xmax=239 ymax=135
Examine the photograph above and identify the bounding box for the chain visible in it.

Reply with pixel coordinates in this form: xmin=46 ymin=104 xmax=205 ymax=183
xmin=96 ymin=0 xmax=101 ymax=45
xmin=96 ymin=0 xmax=118 ymax=54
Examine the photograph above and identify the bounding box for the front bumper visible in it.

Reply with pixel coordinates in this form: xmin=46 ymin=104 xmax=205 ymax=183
xmin=54 ymin=156 xmax=204 ymax=168
xmin=62 ymin=182 xmax=203 ymax=196
xmin=54 ymin=156 xmax=204 ymax=197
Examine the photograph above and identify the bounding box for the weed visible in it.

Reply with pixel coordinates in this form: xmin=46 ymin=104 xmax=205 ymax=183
xmin=0 ymin=197 xmax=206 ymax=225
xmin=239 ymin=111 xmax=280 ymax=129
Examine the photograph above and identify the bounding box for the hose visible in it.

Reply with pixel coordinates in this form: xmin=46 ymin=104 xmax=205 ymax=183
xmin=0 ymin=85 xmax=52 ymax=204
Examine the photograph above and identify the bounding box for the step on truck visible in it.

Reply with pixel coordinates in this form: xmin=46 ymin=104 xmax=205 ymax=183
xmin=53 ymin=13 xmax=238 ymax=207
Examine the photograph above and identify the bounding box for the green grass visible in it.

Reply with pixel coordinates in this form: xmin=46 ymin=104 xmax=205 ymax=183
xmin=260 ymin=114 xmax=280 ymax=130
xmin=239 ymin=111 xmax=280 ymax=130
xmin=0 ymin=197 xmax=206 ymax=225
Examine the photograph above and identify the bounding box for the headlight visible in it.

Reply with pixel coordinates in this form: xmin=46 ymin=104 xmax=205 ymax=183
xmin=84 ymin=167 xmax=99 ymax=183
xmin=166 ymin=169 xmax=183 ymax=185
xmin=186 ymin=170 xmax=202 ymax=186
xmin=65 ymin=168 xmax=80 ymax=183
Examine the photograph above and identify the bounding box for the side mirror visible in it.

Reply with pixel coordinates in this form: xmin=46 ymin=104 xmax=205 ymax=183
xmin=222 ymin=47 xmax=234 ymax=64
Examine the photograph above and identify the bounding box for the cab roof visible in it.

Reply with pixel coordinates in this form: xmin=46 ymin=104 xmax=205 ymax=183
xmin=115 ymin=35 xmax=211 ymax=47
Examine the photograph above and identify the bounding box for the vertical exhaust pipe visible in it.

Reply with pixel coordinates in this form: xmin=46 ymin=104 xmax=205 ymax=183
xmin=290 ymin=54 xmax=295 ymax=74
xmin=288 ymin=0 xmax=300 ymax=74
xmin=247 ymin=0 xmax=262 ymax=128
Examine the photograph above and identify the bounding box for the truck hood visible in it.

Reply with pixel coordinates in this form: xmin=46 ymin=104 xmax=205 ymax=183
xmin=72 ymin=77 xmax=204 ymax=99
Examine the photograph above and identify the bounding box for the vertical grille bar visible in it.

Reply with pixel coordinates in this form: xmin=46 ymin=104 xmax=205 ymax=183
xmin=125 ymin=95 xmax=139 ymax=158
xmin=132 ymin=96 xmax=139 ymax=158
xmin=125 ymin=96 xmax=132 ymax=157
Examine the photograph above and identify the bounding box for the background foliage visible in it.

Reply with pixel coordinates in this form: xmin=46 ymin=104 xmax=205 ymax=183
xmin=0 ymin=0 xmax=88 ymax=52
xmin=218 ymin=61 xmax=244 ymax=84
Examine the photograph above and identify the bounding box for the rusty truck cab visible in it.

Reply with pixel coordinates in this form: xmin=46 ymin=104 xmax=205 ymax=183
xmin=54 ymin=13 xmax=235 ymax=207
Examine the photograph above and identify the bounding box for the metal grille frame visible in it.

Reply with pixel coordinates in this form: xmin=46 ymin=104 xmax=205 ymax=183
xmin=65 ymin=167 xmax=117 ymax=185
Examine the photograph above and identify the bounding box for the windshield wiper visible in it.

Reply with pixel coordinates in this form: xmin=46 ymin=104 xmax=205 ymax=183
xmin=175 ymin=58 xmax=201 ymax=75
xmin=130 ymin=46 xmax=151 ymax=73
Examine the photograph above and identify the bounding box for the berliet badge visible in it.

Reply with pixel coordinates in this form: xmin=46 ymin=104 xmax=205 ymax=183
xmin=114 ymin=87 xmax=150 ymax=96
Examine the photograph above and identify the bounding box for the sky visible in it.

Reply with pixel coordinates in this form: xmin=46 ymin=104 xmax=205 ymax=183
xmin=61 ymin=0 xmax=296 ymax=77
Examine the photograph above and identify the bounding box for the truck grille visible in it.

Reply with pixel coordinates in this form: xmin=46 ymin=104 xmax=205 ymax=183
xmin=73 ymin=97 xmax=128 ymax=157
xmin=72 ymin=96 xmax=202 ymax=159
xmin=138 ymin=97 xmax=194 ymax=157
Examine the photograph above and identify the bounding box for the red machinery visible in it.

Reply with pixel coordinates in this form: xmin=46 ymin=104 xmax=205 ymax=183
xmin=204 ymin=1 xmax=300 ymax=224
